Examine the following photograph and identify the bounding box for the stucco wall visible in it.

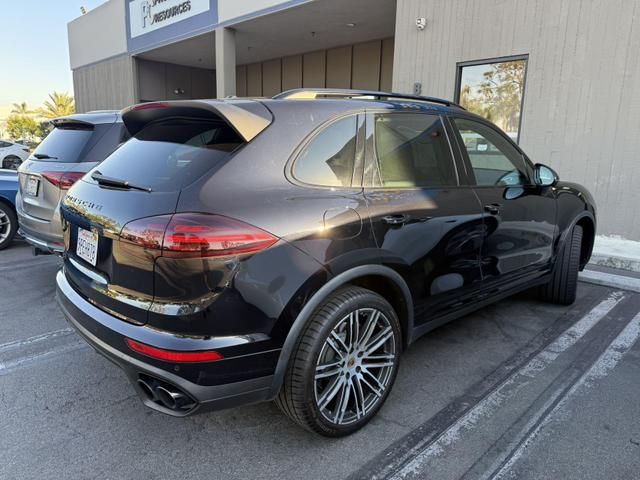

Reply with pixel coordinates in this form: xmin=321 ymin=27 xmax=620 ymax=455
xmin=393 ymin=0 xmax=640 ymax=240
xmin=68 ymin=0 xmax=128 ymax=70
xmin=236 ymin=38 xmax=394 ymax=96
xmin=73 ymin=54 xmax=136 ymax=112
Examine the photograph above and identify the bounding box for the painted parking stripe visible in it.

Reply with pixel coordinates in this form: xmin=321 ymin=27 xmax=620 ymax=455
xmin=0 ymin=328 xmax=74 ymax=353
xmin=349 ymin=290 xmax=625 ymax=480
xmin=387 ymin=291 xmax=625 ymax=480
xmin=488 ymin=309 xmax=640 ymax=480
xmin=0 ymin=342 xmax=88 ymax=375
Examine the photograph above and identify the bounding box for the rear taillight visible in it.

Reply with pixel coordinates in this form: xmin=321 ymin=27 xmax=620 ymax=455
xmin=120 ymin=213 xmax=278 ymax=258
xmin=41 ymin=171 xmax=85 ymax=190
xmin=125 ymin=338 xmax=223 ymax=363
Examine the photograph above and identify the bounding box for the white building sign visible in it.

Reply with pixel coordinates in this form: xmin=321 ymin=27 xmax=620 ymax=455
xmin=129 ymin=0 xmax=210 ymax=38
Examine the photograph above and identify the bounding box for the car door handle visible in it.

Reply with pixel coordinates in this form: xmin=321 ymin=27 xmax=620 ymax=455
xmin=484 ymin=203 xmax=501 ymax=215
xmin=382 ymin=214 xmax=409 ymax=225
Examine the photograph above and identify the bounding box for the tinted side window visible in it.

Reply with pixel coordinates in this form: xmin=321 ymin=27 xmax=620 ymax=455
xmin=373 ymin=113 xmax=457 ymax=188
xmin=454 ymin=118 xmax=529 ymax=186
xmin=294 ymin=116 xmax=357 ymax=187
xmin=82 ymin=123 xmax=127 ymax=163
xmin=0 ymin=141 xmax=10 ymax=148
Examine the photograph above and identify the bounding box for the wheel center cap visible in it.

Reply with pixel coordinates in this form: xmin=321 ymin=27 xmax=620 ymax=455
xmin=347 ymin=357 xmax=356 ymax=369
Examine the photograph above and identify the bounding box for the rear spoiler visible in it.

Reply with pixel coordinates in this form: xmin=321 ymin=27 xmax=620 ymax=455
xmin=121 ymin=100 xmax=273 ymax=143
xmin=51 ymin=118 xmax=95 ymax=130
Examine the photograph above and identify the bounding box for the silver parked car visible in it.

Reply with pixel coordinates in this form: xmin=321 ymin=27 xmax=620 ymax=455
xmin=16 ymin=111 xmax=127 ymax=254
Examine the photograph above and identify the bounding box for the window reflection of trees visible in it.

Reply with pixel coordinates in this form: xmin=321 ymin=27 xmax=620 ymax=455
xmin=459 ymin=60 xmax=526 ymax=139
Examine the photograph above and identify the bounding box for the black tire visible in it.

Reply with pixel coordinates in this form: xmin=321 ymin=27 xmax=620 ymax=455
xmin=275 ymin=286 xmax=402 ymax=437
xmin=0 ymin=202 xmax=17 ymax=250
xmin=539 ymin=224 xmax=583 ymax=305
xmin=2 ymin=155 xmax=21 ymax=170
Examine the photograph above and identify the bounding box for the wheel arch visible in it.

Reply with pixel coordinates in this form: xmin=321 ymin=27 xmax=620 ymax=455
xmin=269 ymin=264 xmax=414 ymax=397
xmin=557 ymin=212 xmax=595 ymax=270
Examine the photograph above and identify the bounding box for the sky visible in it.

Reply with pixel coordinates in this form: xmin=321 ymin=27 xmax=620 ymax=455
xmin=0 ymin=0 xmax=107 ymax=119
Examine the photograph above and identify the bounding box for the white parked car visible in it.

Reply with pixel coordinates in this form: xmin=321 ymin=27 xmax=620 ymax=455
xmin=0 ymin=140 xmax=30 ymax=170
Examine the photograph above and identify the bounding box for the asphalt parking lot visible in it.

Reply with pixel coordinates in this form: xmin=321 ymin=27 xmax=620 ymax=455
xmin=1 ymin=241 xmax=639 ymax=480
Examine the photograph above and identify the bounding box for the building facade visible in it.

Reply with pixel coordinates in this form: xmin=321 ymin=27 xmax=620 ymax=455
xmin=68 ymin=0 xmax=640 ymax=240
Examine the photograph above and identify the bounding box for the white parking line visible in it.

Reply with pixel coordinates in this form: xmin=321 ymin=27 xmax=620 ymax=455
xmin=390 ymin=291 xmax=626 ymax=480
xmin=0 ymin=328 xmax=74 ymax=353
xmin=491 ymin=310 xmax=640 ymax=480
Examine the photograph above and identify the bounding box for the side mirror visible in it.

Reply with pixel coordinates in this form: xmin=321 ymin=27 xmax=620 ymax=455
xmin=534 ymin=164 xmax=559 ymax=187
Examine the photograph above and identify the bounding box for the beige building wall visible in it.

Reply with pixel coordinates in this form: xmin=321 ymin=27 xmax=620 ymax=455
xmin=73 ymin=54 xmax=136 ymax=113
xmin=393 ymin=0 xmax=640 ymax=240
xmin=236 ymin=38 xmax=395 ymax=97
xmin=137 ymin=59 xmax=216 ymax=101
xmin=68 ymin=0 xmax=128 ymax=70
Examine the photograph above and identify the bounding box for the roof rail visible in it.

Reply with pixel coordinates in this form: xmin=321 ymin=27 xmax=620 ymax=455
xmin=273 ymin=88 xmax=465 ymax=110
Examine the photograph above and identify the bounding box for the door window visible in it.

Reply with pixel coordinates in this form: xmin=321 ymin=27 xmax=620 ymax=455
xmin=453 ymin=118 xmax=529 ymax=187
xmin=293 ymin=116 xmax=357 ymax=187
xmin=371 ymin=113 xmax=457 ymax=188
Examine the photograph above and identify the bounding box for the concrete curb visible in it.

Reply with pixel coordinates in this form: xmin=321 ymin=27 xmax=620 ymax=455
xmin=589 ymin=254 xmax=640 ymax=273
xmin=579 ymin=269 xmax=640 ymax=293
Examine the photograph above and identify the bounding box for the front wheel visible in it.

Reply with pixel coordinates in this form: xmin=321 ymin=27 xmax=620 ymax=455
xmin=276 ymin=286 xmax=402 ymax=436
xmin=539 ymin=224 xmax=583 ymax=305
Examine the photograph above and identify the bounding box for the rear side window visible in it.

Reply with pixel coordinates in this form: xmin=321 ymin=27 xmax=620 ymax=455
xmin=88 ymin=118 xmax=243 ymax=192
xmin=32 ymin=126 xmax=94 ymax=162
xmin=293 ymin=116 xmax=357 ymax=187
xmin=81 ymin=123 xmax=129 ymax=164
xmin=372 ymin=113 xmax=457 ymax=188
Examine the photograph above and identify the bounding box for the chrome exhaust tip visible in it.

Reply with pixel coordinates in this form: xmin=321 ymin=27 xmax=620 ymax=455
xmin=137 ymin=379 xmax=158 ymax=401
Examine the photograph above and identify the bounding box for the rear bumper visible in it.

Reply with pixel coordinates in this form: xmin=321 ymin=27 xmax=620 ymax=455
xmin=16 ymin=199 xmax=64 ymax=253
xmin=55 ymin=269 xmax=274 ymax=417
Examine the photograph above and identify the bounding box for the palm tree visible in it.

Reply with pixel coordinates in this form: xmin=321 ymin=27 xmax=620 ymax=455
xmin=11 ymin=102 xmax=32 ymax=115
xmin=39 ymin=92 xmax=75 ymax=119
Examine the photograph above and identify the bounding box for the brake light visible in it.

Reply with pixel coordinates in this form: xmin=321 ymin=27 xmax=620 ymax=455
xmin=120 ymin=213 xmax=278 ymax=258
xmin=41 ymin=171 xmax=85 ymax=190
xmin=126 ymin=338 xmax=223 ymax=363
xmin=132 ymin=102 xmax=170 ymax=111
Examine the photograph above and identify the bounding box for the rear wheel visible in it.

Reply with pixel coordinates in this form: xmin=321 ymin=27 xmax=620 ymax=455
xmin=2 ymin=155 xmax=21 ymax=170
xmin=539 ymin=224 xmax=583 ymax=305
xmin=276 ymin=286 xmax=401 ymax=436
xmin=0 ymin=203 xmax=17 ymax=250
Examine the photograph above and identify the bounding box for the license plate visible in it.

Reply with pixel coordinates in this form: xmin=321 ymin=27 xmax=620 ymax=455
xmin=25 ymin=176 xmax=39 ymax=196
xmin=77 ymin=228 xmax=99 ymax=266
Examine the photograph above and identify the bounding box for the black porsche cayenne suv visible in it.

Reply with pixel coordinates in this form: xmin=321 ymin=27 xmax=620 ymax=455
xmin=56 ymin=89 xmax=595 ymax=436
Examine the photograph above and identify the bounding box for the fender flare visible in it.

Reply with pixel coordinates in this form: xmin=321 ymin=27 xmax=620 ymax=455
xmin=555 ymin=211 xmax=596 ymax=267
xmin=268 ymin=264 xmax=413 ymax=397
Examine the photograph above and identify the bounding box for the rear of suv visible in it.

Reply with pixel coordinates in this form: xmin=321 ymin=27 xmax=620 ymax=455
xmin=16 ymin=111 xmax=127 ymax=254
xmin=56 ymin=90 xmax=595 ymax=436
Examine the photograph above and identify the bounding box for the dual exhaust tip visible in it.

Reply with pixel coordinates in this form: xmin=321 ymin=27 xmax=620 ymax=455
xmin=137 ymin=376 xmax=196 ymax=411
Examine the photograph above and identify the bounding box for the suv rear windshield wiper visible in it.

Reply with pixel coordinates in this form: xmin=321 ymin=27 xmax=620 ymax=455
xmin=91 ymin=171 xmax=152 ymax=192
xmin=33 ymin=153 xmax=58 ymax=160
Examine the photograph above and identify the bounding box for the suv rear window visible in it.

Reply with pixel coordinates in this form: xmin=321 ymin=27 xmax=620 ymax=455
xmin=88 ymin=118 xmax=243 ymax=192
xmin=32 ymin=126 xmax=94 ymax=163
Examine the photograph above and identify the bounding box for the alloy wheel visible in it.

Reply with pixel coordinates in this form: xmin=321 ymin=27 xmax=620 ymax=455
xmin=0 ymin=208 xmax=11 ymax=243
xmin=313 ymin=307 xmax=397 ymax=426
